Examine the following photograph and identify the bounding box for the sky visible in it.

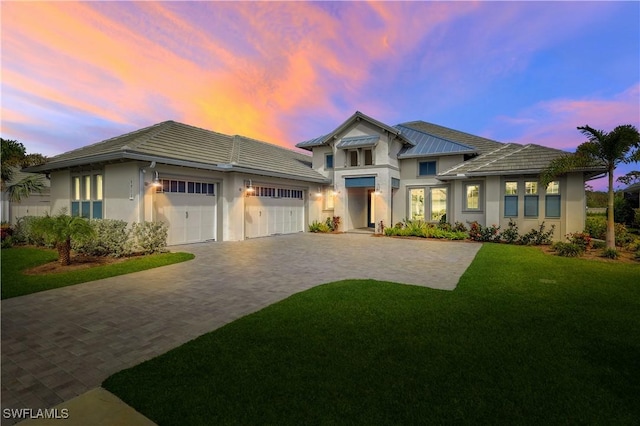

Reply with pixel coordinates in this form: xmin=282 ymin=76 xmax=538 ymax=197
xmin=1 ymin=1 xmax=639 ymax=190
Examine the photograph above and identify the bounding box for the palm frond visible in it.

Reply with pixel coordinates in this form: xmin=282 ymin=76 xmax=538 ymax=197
xmin=6 ymin=175 xmax=46 ymax=202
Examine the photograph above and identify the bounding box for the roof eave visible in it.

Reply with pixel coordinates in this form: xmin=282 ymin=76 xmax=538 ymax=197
xmin=397 ymin=150 xmax=477 ymax=160
xmin=25 ymin=151 xmax=329 ymax=184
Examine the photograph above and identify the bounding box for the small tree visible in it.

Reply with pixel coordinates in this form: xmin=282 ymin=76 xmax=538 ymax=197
xmin=541 ymin=124 xmax=640 ymax=249
xmin=1 ymin=138 xmax=47 ymax=202
xmin=32 ymin=211 xmax=95 ymax=265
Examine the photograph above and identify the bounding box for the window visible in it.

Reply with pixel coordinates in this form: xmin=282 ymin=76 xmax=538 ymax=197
xmin=504 ymin=181 xmax=518 ymax=217
xmin=364 ymin=149 xmax=373 ymax=166
xmin=430 ymin=188 xmax=447 ymax=221
xmin=525 ymin=181 xmax=538 ymax=194
xmin=158 ymin=179 xmax=215 ymax=195
xmin=546 ymin=181 xmax=559 ymax=194
xmin=349 ymin=150 xmax=358 ymax=167
xmin=419 ymin=161 xmax=436 ymax=176
xmin=71 ymin=173 xmax=103 ymax=219
xmin=524 ymin=181 xmax=538 ymax=217
xmin=545 ymin=181 xmax=560 ymax=217
xmin=464 ymin=183 xmax=481 ymax=211
xmin=325 ymin=154 xmax=334 ymax=169
xmin=409 ymin=188 xmax=425 ymax=221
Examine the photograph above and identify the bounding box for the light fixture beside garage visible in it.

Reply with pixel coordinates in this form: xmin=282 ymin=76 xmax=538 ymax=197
xmin=315 ymin=187 xmax=323 ymax=197
xmin=246 ymin=179 xmax=255 ymax=193
xmin=152 ymin=171 xmax=161 ymax=187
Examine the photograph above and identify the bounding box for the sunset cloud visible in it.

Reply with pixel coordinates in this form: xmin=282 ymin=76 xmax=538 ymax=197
xmin=1 ymin=0 xmax=638 ymax=192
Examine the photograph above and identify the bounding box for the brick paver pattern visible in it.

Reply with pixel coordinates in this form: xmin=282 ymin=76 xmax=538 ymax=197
xmin=1 ymin=233 xmax=480 ymax=420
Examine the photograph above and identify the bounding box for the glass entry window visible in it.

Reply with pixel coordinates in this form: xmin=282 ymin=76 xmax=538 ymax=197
xmin=409 ymin=188 xmax=425 ymax=221
xmin=430 ymin=188 xmax=447 ymax=221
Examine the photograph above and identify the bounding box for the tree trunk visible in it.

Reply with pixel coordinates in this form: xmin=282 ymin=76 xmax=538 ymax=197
xmin=606 ymin=166 xmax=616 ymax=250
xmin=57 ymin=238 xmax=71 ymax=266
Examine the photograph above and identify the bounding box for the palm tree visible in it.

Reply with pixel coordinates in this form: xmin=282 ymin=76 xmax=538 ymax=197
xmin=541 ymin=124 xmax=640 ymax=249
xmin=1 ymin=138 xmax=47 ymax=202
xmin=32 ymin=211 xmax=95 ymax=265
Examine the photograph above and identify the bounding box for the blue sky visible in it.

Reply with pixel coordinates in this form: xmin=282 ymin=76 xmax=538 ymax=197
xmin=1 ymin=1 xmax=638 ymax=189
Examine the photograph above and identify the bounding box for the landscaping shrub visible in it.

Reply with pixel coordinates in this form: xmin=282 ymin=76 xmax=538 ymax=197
xmin=383 ymin=220 xmax=467 ymax=240
xmin=612 ymin=196 xmax=635 ymax=225
xmin=602 ymin=248 xmax=619 ymax=259
xmin=72 ymin=219 xmax=131 ymax=257
xmin=11 ymin=216 xmax=47 ymax=246
xmin=500 ymin=220 xmax=519 ymax=244
xmin=518 ymin=222 xmax=555 ymax=245
xmin=309 ymin=220 xmax=330 ymax=233
xmin=632 ymin=208 xmax=640 ymax=229
xmin=468 ymin=222 xmax=500 ymax=242
xmin=567 ymin=232 xmax=592 ymax=251
xmin=452 ymin=221 xmax=467 ymax=233
xmin=131 ymin=221 xmax=168 ymax=254
xmin=614 ymin=223 xmax=633 ymax=246
xmin=552 ymin=242 xmax=584 ymax=257
xmin=585 ymin=215 xmax=606 ymax=239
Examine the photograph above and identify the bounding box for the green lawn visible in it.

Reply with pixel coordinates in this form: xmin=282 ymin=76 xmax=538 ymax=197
xmin=1 ymin=247 xmax=194 ymax=299
xmin=103 ymin=244 xmax=640 ymax=425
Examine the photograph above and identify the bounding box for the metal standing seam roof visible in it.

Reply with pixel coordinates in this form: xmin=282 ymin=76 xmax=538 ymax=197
xmin=26 ymin=121 xmax=328 ymax=183
xmin=395 ymin=124 xmax=477 ymax=158
xmin=335 ymin=135 xmax=379 ymax=149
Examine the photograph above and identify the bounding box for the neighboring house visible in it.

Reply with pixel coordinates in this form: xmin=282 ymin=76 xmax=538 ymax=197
xmin=1 ymin=168 xmax=51 ymax=224
xmin=297 ymin=111 xmax=604 ymax=239
xmin=622 ymin=182 xmax=640 ymax=208
xmin=25 ymin=112 xmax=604 ymax=245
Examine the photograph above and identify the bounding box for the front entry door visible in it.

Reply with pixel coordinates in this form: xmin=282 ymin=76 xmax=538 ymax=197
xmin=367 ymin=189 xmax=375 ymax=228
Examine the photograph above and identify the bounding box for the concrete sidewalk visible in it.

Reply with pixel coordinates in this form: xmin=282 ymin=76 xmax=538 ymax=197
xmin=2 ymin=233 xmax=481 ymax=425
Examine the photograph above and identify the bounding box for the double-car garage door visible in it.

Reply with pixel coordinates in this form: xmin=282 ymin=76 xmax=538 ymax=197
xmin=244 ymin=186 xmax=304 ymax=238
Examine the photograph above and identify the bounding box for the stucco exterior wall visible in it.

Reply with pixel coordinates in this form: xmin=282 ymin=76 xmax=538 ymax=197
xmin=49 ymin=170 xmax=71 ymax=213
xmin=104 ymin=162 xmax=140 ymax=223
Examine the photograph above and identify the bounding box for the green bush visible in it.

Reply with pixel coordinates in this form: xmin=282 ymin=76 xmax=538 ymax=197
xmin=552 ymin=242 xmax=584 ymax=257
xmin=131 ymin=222 xmax=168 ymax=254
xmin=72 ymin=219 xmax=131 ymax=257
xmin=585 ymin=216 xmax=607 ymax=239
xmin=383 ymin=220 xmax=467 ymax=240
xmin=518 ymin=222 xmax=555 ymax=245
xmin=602 ymin=248 xmax=619 ymax=259
xmin=501 ymin=220 xmax=519 ymax=244
xmin=567 ymin=232 xmax=592 ymax=251
xmin=612 ymin=196 xmax=635 ymax=225
xmin=633 ymin=209 xmax=640 ymax=228
xmin=309 ymin=221 xmax=330 ymax=233
xmin=468 ymin=222 xmax=500 ymax=242
xmin=12 ymin=216 xmax=48 ymax=246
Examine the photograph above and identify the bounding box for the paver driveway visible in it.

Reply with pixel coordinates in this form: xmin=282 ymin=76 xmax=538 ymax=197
xmin=1 ymin=233 xmax=480 ymax=420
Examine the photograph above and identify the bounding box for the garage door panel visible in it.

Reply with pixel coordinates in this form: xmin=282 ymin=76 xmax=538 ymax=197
xmin=156 ymin=192 xmax=216 ymax=245
xmin=244 ymin=191 xmax=304 ymax=239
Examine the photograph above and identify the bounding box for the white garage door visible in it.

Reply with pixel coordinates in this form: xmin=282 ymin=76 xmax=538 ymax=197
xmin=156 ymin=180 xmax=217 ymax=245
xmin=245 ymin=186 xmax=304 ymax=239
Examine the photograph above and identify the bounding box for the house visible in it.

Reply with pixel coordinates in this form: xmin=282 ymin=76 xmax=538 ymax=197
xmin=623 ymin=182 xmax=640 ymax=208
xmin=1 ymin=168 xmax=51 ymax=224
xmin=297 ymin=111 xmax=604 ymax=238
xmin=25 ymin=112 xmax=603 ymax=245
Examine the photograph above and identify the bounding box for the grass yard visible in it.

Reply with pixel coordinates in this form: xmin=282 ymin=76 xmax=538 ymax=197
xmin=103 ymin=244 xmax=640 ymax=425
xmin=1 ymin=247 xmax=194 ymax=299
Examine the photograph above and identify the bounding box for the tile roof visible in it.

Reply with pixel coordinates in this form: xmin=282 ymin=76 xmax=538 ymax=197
xmin=28 ymin=121 xmax=327 ymax=183
xmin=438 ymin=143 xmax=569 ymax=176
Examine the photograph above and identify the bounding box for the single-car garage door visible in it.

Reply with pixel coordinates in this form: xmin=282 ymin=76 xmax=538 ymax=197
xmin=155 ymin=179 xmax=217 ymax=245
xmin=245 ymin=186 xmax=304 ymax=238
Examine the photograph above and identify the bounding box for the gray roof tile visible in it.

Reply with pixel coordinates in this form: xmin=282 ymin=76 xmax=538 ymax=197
xmin=32 ymin=121 xmax=327 ymax=183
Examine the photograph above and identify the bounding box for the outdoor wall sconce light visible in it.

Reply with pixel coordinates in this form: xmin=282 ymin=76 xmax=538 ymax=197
xmin=152 ymin=171 xmax=161 ymax=187
xmin=246 ymin=179 xmax=255 ymax=193
xmin=315 ymin=187 xmax=323 ymax=197
xmin=145 ymin=170 xmax=162 ymax=187
xmin=374 ymin=184 xmax=381 ymax=195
